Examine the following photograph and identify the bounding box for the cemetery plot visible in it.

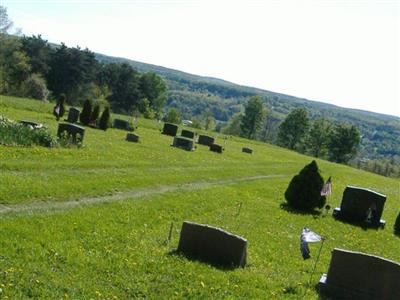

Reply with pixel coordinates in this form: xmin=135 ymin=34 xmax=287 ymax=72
xmin=162 ymin=122 xmax=178 ymax=136
xmin=57 ymin=123 xmax=85 ymax=144
xmin=113 ymin=119 xmax=134 ymax=131
xmin=181 ymin=129 xmax=195 ymax=139
xmin=126 ymin=133 xmax=139 ymax=142
xmin=171 ymin=136 xmax=195 ymax=151
xmin=197 ymin=134 xmax=214 ymax=146
xmin=242 ymin=147 xmax=253 ymax=154
xmin=333 ymin=186 xmax=386 ymax=227
xmin=177 ymin=221 xmax=247 ymax=268
xmin=66 ymin=107 xmax=80 ymax=123
xmin=210 ymin=143 xmax=224 ymax=153
xmin=319 ymin=248 xmax=400 ymax=300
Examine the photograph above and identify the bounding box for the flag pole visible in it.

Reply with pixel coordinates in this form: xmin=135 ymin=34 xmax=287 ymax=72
xmin=309 ymin=238 xmax=325 ymax=285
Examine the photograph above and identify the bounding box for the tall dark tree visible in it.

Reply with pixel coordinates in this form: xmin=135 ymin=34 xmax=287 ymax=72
xmin=47 ymin=44 xmax=99 ymax=103
xmin=90 ymin=103 xmax=101 ymax=124
xmin=79 ymin=99 xmax=92 ymax=125
xmin=21 ymin=35 xmax=53 ymax=76
xmin=0 ymin=5 xmax=13 ymax=33
xmin=278 ymin=108 xmax=309 ymax=150
xmin=328 ymin=123 xmax=360 ymax=163
xmin=306 ymin=118 xmax=332 ymax=157
xmin=99 ymin=106 xmax=111 ymax=131
xmin=97 ymin=63 xmax=140 ymax=113
xmin=284 ymin=160 xmax=326 ymax=211
xmin=240 ymin=96 xmax=265 ymax=139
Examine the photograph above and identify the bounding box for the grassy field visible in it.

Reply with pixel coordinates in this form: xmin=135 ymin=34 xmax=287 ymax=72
xmin=0 ymin=95 xmax=399 ymax=299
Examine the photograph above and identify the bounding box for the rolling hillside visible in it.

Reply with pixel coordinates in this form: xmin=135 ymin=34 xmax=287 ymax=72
xmin=0 ymin=95 xmax=399 ymax=299
xmin=95 ymin=53 xmax=400 ymax=161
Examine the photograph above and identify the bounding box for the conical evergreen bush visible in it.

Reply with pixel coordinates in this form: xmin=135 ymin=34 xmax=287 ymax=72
xmin=284 ymin=160 xmax=326 ymax=210
xmin=99 ymin=106 xmax=111 ymax=131
xmin=80 ymin=99 xmax=92 ymax=125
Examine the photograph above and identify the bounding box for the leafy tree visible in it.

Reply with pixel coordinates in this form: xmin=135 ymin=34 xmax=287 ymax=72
xmin=278 ymin=108 xmax=309 ymax=150
xmin=284 ymin=160 xmax=326 ymax=210
xmin=328 ymin=123 xmax=360 ymax=163
xmin=0 ymin=5 xmax=13 ymax=33
xmin=240 ymin=96 xmax=265 ymax=139
xmin=222 ymin=113 xmax=243 ymax=136
xmin=21 ymin=73 xmax=49 ymax=101
xmin=97 ymin=63 xmax=140 ymax=113
xmin=80 ymin=99 xmax=92 ymax=125
xmin=203 ymin=109 xmax=216 ymax=131
xmin=139 ymin=71 xmax=167 ymax=116
xmin=164 ymin=107 xmax=181 ymax=124
xmin=189 ymin=117 xmax=203 ymax=129
xmin=138 ymin=98 xmax=155 ymax=119
xmin=21 ymin=35 xmax=53 ymax=76
xmin=99 ymin=106 xmax=111 ymax=131
xmin=306 ymin=118 xmax=332 ymax=157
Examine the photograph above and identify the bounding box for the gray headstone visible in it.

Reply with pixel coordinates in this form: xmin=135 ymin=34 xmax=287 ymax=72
xmin=162 ymin=123 xmax=178 ymax=136
xmin=126 ymin=133 xmax=139 ymax=142
xmin=67 ymin=107 xmax=80 ymax=123
xmin=242 ymin=147 xmax=253 ymax=154
xmin=177 ymin=221 xmax=247 ymax=268
xmin=57 ymin=123 xmax=85 ymax=144
xmin=181 ymin=129 xmax=195 ymax=139
xmin=19 ymin=120 xmax=43 ymax=129
xmin=198 ymin=135 xmax=214 ymax=146
xmin=210 ymin=143 xmax=223 ymax=153
xmin=334 ymin=186 xmax=386 ymax=225
xmin=319 ymin=248 xmax=400 ymax=300
xmin=113 ymin=119 xmax=133 ymax=131
xmin=172 ymin=136 xmax=195 ymax=151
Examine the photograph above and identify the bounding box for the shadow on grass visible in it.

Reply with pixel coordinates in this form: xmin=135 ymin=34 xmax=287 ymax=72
xmin=280 ymin=202 xmax=322 ymax=217
xmin=332 ymin=216 xmax=382 ymax=231
xmin=166 ymin=249 xmax=241 ymax=271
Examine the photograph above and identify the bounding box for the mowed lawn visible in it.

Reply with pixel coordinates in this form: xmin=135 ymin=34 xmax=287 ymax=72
xmin=1 ymin=95 xmax=399 ymax=299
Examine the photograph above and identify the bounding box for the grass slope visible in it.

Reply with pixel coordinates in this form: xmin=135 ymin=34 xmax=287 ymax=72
xmin=0 ymin=95 xmax=399 ymax=299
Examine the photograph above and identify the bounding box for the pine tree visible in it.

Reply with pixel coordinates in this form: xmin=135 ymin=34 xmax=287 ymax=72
xmin=80 ymin=99 xmax=92 ymax=125
xmin=99 ymin=106 xmax=111 ymax=130
xmin=90 ymin=103 xmax=100 ymax=125
xmin=284 ymin=160 xmax=326 ymax=210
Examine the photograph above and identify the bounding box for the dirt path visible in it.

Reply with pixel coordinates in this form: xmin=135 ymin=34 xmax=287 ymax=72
xmin=0 ymin=174 xmax=285 ymax=216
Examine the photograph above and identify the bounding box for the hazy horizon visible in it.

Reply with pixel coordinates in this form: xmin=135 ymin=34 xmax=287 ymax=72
xmin=3 ymin=0 xmax=399 ymax=117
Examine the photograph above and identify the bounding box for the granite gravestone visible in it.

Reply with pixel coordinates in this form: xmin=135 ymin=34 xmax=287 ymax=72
xmin=319 ymin=248 xmax=400 ymax=300
xmin=126 ymin=133 xmax=139 ymax=143
xmin=197 ymin=135 xmax=215 ymax=146
xmin=210 ymin=143 xmax=223 ymax=153
xmin=19 ymin=120 xmax=43 ymax=129
xmin=242 ymin=147 xmax=253 ymax=154
xmin=162 ymin=123 xmax=178 ymax=136
xmin=67 ymin=107 xmax=80 ymax=123
xmin=57 ymin=123 xmax=85 ymax=143
xmin=113 ymin=119 xmax=133 ymax=131
xmin=181 ymin=129 xmax=195 ymax=139
xmin=177 ymin=221 xmax=247 ymax=268
xmin=333 ymin=186 xmax=386 ymax=227
xmin=172 ymin=136 xmax=195 ymax=151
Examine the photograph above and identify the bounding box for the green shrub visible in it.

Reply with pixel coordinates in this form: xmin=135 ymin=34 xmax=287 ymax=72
xmin=99 ymin=106 xmax=111 ymax=131
xmin=395 ymin=212 xmax=400 ymax=234
xmin=0 ymin=115 xmax=57 ymax=147
xmin=80 ymin=99 xmax=92 ymax=125
xmin=90 ymin=103 xmax=100 ymax=124
xmin=284 ymin=160 xmax=326 ymax=210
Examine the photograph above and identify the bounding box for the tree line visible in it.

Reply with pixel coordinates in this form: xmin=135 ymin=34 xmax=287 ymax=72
xmin=0 ymin=5 xmax=166 ymax=117
xmin=222 ymin=96 xmax=362 ymax=165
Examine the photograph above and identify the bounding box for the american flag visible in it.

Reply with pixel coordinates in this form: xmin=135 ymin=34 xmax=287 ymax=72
xmin=320 ymin=177 xmax=332 ymax=196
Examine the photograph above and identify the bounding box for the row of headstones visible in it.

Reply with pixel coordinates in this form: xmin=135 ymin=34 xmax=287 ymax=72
xmin=57 ymin=107 xmax=137 ymax=144
xmin=177 ymin=221 xmax=399 ymax=299
xmin=162 ymin=122 xmax=253 ymax=154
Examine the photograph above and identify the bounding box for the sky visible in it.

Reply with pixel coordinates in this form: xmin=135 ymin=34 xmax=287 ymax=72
xmin=3 ymin=0 xmax=399 ymax=117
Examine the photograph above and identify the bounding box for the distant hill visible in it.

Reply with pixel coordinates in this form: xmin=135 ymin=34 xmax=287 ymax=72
xmin=95 ymin=53 xmax=400 ymax=160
